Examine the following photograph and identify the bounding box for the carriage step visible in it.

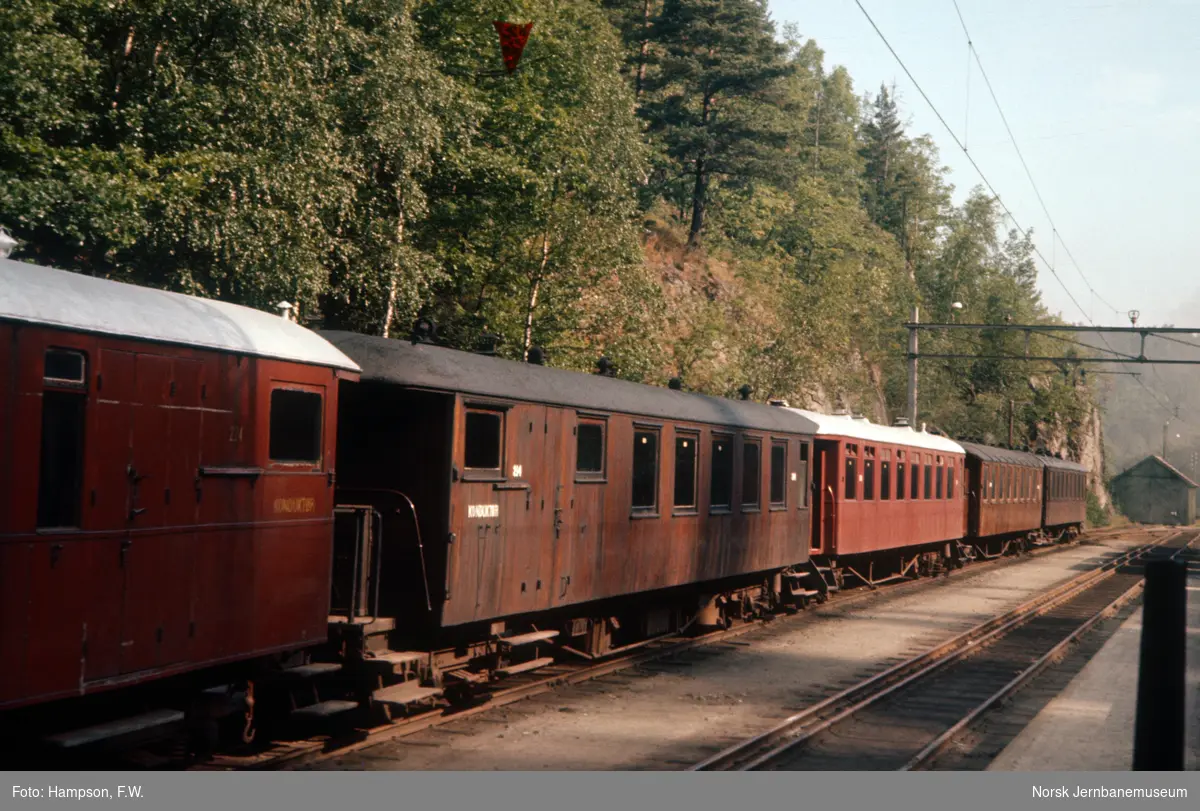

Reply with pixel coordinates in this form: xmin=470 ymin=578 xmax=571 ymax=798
xmin=368 ymin=651 xmax=426 ymax=668
xmin=496 ymin=657 xmax=556 ymax=677
xmin=791 ymin=589 xmax=821 ymax=597
xmin=44 ymin=709 xmax=185 ymax=750
xmin=499 ymin=630 xmax=559 ymax=647
xmin=290 ymin=700 xmax=359 ymax=720
xmin=372 ymin=682 xmax=444 ymax=707
xmin=445 ymin=668 xmax=489 ymax=685
xmin=282 ymin=662 xmax=343 ymax=679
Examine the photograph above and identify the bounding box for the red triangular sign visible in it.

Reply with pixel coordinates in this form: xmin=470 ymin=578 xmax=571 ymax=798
xmin=493 ymin=21 xmax=533 ymax=74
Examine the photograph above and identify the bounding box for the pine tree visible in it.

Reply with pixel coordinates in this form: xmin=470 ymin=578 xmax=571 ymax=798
xmin=859 ymin=85 xmax=905 ymax=235
xmin=642 ymin=0 xmax=794 ymax=246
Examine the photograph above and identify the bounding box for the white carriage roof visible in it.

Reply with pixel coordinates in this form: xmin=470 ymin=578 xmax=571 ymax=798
xmin=780 ymin=408 xmax=966 ymax=454
xmin=0 ymin=258 xmax=360 ymax=373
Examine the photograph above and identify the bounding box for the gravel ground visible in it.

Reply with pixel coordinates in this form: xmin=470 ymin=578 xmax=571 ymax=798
xmin=305 ymin=533 xmax=1152 ymax=771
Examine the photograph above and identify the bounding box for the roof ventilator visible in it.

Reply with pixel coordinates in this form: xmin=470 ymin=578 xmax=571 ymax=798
xmin=477 ymin=333 xmax=501 ymax=356
xmin=410 ymin=318 xmax=438 ymax=345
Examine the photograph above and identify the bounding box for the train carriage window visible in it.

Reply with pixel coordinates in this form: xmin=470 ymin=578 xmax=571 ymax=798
xmin=881 ymin=459 xmax=892 ymax=500
xmin=743 ymin=439 xmax=762 ymax=510
xmin=269 ymin=388 xmax=324 ymax=463
xmin=461 ymin=408 xmax=502 ymax=472
xmin=797 ymin=442 xmax=809 ymax=508
xmin=863 ymin=446 xmax=876 ymax=501
xmin=911 ymin=459 xmax=920 ymax=500
xmin=987 ymin=466 xmax=995 ymax=501
xmin=1001 ymin=467 xmax=1008 ymax=500
xmin=896 ymin=451 xmax=906 ymax=500
xmin=37 ymin=391 xmax=87 ymax=529
xmin=845 ymin=445 xmax=858 ymax=500
xmin=769 ymin=440 xmax=787 ymax=507
xmin=924 ymin=456 xmax=933 ymax=500
xmin=947 ymin=460 xmax=956 ymax=498
xmin=44 ymin=348 xmax=87 ymax=386
xmin=632 ymin=429 xmax=660 ymax=512
xmin=710 ymin=435 xmax=734 ymax=511
xmin=936 ymin=462 xmax=944 ymax=499
xmin=576 ymin=421 xmax=606 ymax=477
xmin=674 ymin=432 xmax=699 ymax=511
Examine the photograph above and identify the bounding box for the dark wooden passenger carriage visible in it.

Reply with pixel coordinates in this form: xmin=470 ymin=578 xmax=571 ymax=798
xmin=1041 ymin=454 xmax=1087 ymax=535
xmin=959 ymin=441 xmax=1046 ymax=556
xmin=321 ymin=331 xmax=817 ymax=656
xmin=0 ymin=259 xmax=360 ymax=717
xmin=776 ymin=409 xmax=967 ymax=587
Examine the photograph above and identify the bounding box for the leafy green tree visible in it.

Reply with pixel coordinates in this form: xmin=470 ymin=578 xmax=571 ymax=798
xmin=0 ymin=0 xmax=449 ymax=331
xmin=411 ymin=0 xmax=650 ymax=362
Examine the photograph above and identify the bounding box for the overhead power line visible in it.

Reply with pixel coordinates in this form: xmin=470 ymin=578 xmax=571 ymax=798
xmin=950 ymin=0 xmax=1121 ymax=320
xmin=855 ymin=1 xmax=1184 ymax=425
xmin=850 ymin=0 xmax=1094 ymax=326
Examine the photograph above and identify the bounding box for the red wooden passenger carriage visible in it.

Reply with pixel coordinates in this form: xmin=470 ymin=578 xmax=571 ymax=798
xmin=321 ymin=331 xmax=821 ymax=687
xmin=1041 ymin=453 xmax=1088 ymax=537
xmin=778 ymin=410 xmax=968 ymax=589
xmin=959 ymin=441 xmax=1046 ymax=557
xmin=0 ymin=258 xmax=359 ymax=728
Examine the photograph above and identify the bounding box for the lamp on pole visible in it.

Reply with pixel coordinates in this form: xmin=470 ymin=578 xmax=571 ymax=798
xmin=0 ymin=227 xmax=16 ymax=259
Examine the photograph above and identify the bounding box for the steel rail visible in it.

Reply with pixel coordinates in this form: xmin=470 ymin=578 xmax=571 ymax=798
xmin=688 ymin=530 xmax=1182 ymax=771
xmin=901 ymin=535 xmax=1197 ymax=771
xmin=214 ymin=526 xmax=1151 ymax=771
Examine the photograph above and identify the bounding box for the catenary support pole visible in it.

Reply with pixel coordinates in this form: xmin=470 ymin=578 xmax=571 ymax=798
xmin=907 ymin=306 xmax=919 ymax=427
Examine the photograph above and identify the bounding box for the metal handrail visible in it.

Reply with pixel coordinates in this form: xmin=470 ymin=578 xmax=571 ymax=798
xmin=337 ymin=487 xmax=432 ymax=612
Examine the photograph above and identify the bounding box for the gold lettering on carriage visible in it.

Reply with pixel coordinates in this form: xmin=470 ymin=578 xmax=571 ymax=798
xmin=274 ymin=497 xmax=316 ymax=514
xmin=468 ymin=504 xmax=500 ymax=519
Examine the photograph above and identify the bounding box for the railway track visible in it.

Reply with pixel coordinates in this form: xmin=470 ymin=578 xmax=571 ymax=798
xmin=688 ymin=527 xmax=1196 ymax=772
xmin=207 ymin=525 xmax=1153 ymax=771
xmin=30 ymin=525 xmax=1152 ymax=771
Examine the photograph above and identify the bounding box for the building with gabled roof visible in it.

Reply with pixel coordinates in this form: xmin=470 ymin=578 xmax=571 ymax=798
xmin=1109 ymin=455 xmax=1198 ymax=526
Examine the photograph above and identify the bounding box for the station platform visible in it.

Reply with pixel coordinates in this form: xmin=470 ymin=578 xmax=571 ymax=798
xmin=987 ymin=562 xmax=1199 ymax=771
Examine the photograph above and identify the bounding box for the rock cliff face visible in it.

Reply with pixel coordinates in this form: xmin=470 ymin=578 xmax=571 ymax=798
xmin=1079 ymin=405 xmax=1111 ymax=511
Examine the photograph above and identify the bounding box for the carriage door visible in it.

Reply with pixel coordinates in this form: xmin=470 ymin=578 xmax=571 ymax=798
xmin=119 ymin=353 xmax=197 ymax=674
xmin=812 ymin=439 xmax=839 ymax=555
xmin=541 ymin=408 xmax=576 ymax=610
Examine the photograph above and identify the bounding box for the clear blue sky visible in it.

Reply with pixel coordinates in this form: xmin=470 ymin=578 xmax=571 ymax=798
xmin=768 ymin=0 xmax=1200 ymax=329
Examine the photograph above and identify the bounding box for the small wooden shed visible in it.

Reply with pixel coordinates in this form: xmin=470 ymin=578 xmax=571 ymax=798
xmin=1109 ymin=455 xmax=1198 ymax=526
